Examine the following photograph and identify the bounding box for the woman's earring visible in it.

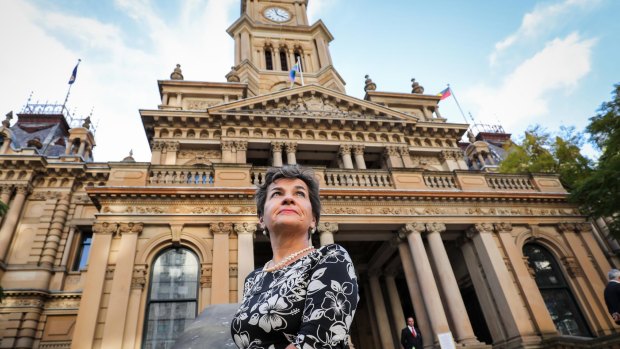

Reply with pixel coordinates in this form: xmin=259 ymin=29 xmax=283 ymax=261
xmin=309 ymin=227 xmax=316 ymax=235
xmin=262 ymin=226 xmax=269 ymax=237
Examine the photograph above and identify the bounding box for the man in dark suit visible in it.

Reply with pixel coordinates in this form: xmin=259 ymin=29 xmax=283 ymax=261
xmin=604 ymin=269 xmax=620 ymax=324
xmin=400 ymin=316 xmax=423 ymax=349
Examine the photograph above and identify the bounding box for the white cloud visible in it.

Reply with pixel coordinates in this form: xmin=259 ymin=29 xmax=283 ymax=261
xmin=0 ymin=0 xmax=237 ymax=162
xmin=307 ymin=0 xmax=339 ymax=23
xmin=490 ymin=0 xmax=598 ymax=65
xmin=469 ymin=32 xmax=596 ymax=132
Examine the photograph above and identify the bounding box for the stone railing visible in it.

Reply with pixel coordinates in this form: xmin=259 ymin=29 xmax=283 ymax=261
xmin=149 ymin=166 xmax=214 ymax=186
xmin=423 ymin=172 xmax=458 ymax=189
xmin=485 ymin=174 xmax=535 ymax=190
xmin=249 ymin=166 xmax=565 ymax=194
xmin=324 ymin=169 xmax=393 ymax=188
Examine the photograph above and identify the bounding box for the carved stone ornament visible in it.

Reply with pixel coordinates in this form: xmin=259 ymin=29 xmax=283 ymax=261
xmin=221 ymin=141 xmax=234 ymax=151
xmin=398 ymin=146 xmax=409 ymax=156
xmin=426 ymin=222 xmax=446 ymax=233
xmin=494 ymin=222 xmax=513 ymax=233
xmin=271 ymin=141 xmax=284 ymax=152
xmin=576 ymin=223 xmax=593 ymax=233
xmin=401 ymin=222 xmax=426 ymax=235
xmin=473 ymin=223 xmax=494 ymax=234
xmin=558 ymin=223 xmax=577 ymax=233
xmin=411 ymin=78 xmax=424 ymax=94
xmin=131 ymin=264 xmax=148 ymax=289
xmin=323 ymin=207 xmax=360 ymax=214
xmin=383 ymin=146 xmax=400 ymax=157
xmin=201 ymin=264 xmax=212 ymax=287
xmin=118 ymin=222 xmax=144 ymax=235
xmin=561 ymin=256 xmax=583 ymax=278
xmin=234 ymin=222 xmax=258 ymax=235
xmin=364 ymin=75 xmax=377 ymax=92
xmin=151 ymin=141 xmax=164 ymax=151
xmin=170 ymin=64 xmax=184 ymax=80
xmin=317 ymin=222 xmax=339 ymax=235
xmin=211 ymin=222 xmax=233 ymax=235
xmin=125 ymin=206 xmax=165 ymax=214
xmin=285 ymin=142 xmax=297 ymax=153
xmin=339 ymin=144 xmax=352 ymax=155
xmin=352 ymin=145 xmax=365 ymax=155
xmin=93 ymin=222 xmax=118 ymax=235
xmin=165 ymin=142 xmax=180 ymax=152
xmin=235 ymin=141 xmax=248 ymax=151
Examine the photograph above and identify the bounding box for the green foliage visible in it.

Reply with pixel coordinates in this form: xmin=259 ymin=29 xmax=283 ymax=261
xmin=499 ymin=125 xmax=592 ymax=189
xmin=570 ymin=84 xmax=620 ymax=237
xmin=0 ymin=200 xmax=7 ymax=216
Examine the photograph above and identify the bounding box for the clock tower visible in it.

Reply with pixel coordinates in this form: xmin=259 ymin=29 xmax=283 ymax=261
xmin=226 ymin=0 xmax=346 ymax=95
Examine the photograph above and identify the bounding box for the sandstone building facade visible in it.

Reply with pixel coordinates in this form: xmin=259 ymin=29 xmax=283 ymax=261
xmin=1 ymin=1 xmax=619 ymax=348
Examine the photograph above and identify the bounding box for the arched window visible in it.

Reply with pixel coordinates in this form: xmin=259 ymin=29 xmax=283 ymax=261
xmin=143 ymin=248 xmax=199 ymax=348
xmin=265 ymin=48 xmax=273 ymax=70
xmin=523 ymin=243 xmax=591 ymax=336
xmin=279 ymin=49 xmax=288 ymax=71
xmin=293 ymin=50 xmax=303 ymax=70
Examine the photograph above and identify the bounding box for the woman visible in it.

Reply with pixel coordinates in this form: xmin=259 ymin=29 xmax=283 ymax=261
xmin=231 ymin=165 xmax=358 ymax=349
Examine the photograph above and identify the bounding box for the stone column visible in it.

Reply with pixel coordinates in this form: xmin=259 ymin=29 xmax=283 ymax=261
xmin=271 ymin=142 xmax=283 ymax=167
xmin=368 ymin=274 xmax=395 ymax=349
xmin=496 ymin=223 xmax=558 ymax=337
xmin=211 ymin=222 xmax=232 ymax=304
xmin=384 ymin=146 xmax=403 ymax=169
xmin=317 ymin=222 xmax=338 ymax=246
xmin=165 ymin=141 xmax=179 ymax=165
xmin=467 ymin=223 xmax=537 ymax=341
xmin=71 ymin=222 xmax=118 ymax=349
xmin=0 ymin=184 xmax=12 ymax=210
xmin=352 ymin=145 xmax=366 ymax=169
xmin=101 ymin=223 xmax=143 ymax=349
xmin=176 ymin=92 xmax=183 ymax=107
xmin=385 ymin=274 xmax=406 ymax=342
xmin=396 ymin=235 xmax=432 ymax=347
xmin=285 ymin=142 xmax=297 ymax=165
xmin=40 ymin=193 xmax=71 ymax=267
xmin=401 ymin=223 xmax=451 ymax=338
xmin=77 ymin=140 xmax=87 ymax=157
xmin=425 ymin=223 xmax=479 ymax=345
xmin=0 ymin=184 xmax=29 ymax=262
xmin=235 ymin=141 xmax=248 ymax=164
xmin=14 ymin=305 xmax=43 ymax=349
xmin=123 ymin=264 xmax=148 ymax=349
xmin=339 ymin=144 xmax=354 ymax=169
xmin=399 ymin=146 xmax=414 ymax=168
xmin=459 ymin=235 xmax=506 ymax=343
xmin=235 ymin=222 xmax=257 ymax=302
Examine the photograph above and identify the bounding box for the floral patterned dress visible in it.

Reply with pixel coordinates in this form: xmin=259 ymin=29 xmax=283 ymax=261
xmin=231 ymin=244 xmax=358 ymax=349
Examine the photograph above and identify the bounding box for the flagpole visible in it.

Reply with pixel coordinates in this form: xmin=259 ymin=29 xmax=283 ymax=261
xmin=298 ymin=57 xmax=304 ymax=86
xmin=447 ymin=84 xmax=469 ymax=125
xmin=62 ymin=59 xmax=81 ymax=110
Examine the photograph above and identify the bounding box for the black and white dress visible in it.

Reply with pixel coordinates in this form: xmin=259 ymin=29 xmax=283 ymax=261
xmin=231 ymin=244 xmax=358 ymax=349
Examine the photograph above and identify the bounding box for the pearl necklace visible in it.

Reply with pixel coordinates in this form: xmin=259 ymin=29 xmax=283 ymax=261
xmin=263 ymin=246 xmax=315 ymax=272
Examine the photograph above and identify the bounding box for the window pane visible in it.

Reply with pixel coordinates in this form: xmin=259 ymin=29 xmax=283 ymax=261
xmin=73 ymin=232 xmax=93 ymax=271
xmin=541 ymin=290 xmax=590 ymax=336
xmin=143 ymin=248 xmax=199 ymax=349
xmin=523 ymin=244 xmax=564 ymax=288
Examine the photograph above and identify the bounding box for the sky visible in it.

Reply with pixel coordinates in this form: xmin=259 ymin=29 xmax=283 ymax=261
xmin=1 ymin=0 xmax=618 ymax=162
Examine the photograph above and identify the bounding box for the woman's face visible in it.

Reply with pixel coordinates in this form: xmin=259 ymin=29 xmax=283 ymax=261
xmin=261 ymin=177 xmax=316 ymax=236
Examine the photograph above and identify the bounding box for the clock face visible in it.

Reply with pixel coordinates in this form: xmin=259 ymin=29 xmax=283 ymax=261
xmin=264 ymin=7 xmax=291 ymax=22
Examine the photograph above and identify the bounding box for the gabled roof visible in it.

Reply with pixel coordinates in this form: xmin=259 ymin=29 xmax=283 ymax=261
xmin=207 ymin=84 xmax=419 ymax=124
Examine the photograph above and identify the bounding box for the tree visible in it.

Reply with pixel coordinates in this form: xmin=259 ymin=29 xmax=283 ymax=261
xmin=499 ymin=125 xmax=592 ymax=189
xmin=570 ymin=84 xmax=620 ymax=237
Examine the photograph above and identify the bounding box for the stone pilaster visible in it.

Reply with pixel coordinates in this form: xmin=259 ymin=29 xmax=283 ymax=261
xmin=235 ymin=140 xmax=248 ymax=164
xmin=399 ymin=146 xmax=414 ymax=168
xmin=0 ymin=184 xmax=30 ymax=262
xmin=40 ymin=193 xmax=71 ymax=267
xmin=211 ymin=222 xmax=232 ymax=304
xmin=383 ymin=146 xmax=403 ymax=168
xmin=235 ymin=222 xmax=257 ymax=302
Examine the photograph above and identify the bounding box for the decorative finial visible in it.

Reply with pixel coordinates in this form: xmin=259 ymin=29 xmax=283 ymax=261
xmin=411 ymin=78 xmax=424 ymax=94
xmin=467 ymin=130 xmax=476 ymax=143
xmin=2 ymin=111 xmax=13 ymax=128
xmin=170 ymin=64 xmax=184 ymax=80
xmin=122 ymin=149 xmax=136 ymax=162
xmin=364 ymin=75 xmax=376 ymax=92
xmin=227 ymin=66 xmax=240 ymax=82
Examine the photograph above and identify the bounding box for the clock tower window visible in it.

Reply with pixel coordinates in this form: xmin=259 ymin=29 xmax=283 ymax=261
xmin=279 ymin=49 xmax=289 ymax=71
xmin=265 ymin=48 xmax=274 ymax=70
xmin=293 ymin=50 xmax=303 ymax=71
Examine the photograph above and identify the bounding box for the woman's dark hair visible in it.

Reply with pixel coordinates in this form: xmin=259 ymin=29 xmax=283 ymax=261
xmin=255 ymin=165 xmax=321 ymax=225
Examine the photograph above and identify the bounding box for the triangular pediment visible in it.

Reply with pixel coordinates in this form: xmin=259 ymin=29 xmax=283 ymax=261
xmin=207 ymin=84 xmax=419 ymax=124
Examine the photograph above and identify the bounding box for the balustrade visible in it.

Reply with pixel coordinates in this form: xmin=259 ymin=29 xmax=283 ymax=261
xmin=149 ymin=167 xmax=214 ymax=186
xmin=423 ymin=173 xmax=458 ymax=189
xmin=485 ymin=174 xmax=534 ymax=190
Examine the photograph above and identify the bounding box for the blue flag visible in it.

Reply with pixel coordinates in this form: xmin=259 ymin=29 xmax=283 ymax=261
xmin=68 ymin=60 xmax=81 ymax=84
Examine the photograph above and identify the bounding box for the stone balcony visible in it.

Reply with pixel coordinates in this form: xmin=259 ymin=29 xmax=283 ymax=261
xmin=105 ymin=163 xmax=567 ymax=195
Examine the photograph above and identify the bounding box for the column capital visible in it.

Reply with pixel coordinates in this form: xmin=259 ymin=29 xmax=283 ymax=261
xmin=557 ymin=222 xmax=577 ymax=233
xmin=400 ymin=222 xmax=426 ymax=235
xmin=14 ymin=184 xmax=32 ymax=195
xmin=211 ymin=222 xmax=233 ymax=235
xmin=165 ymin=141 xmax=180 ymax=152
xmin=398 ymin=146 xmax=409 ymax=156
xmin=131 ymin=264 xmax=148 ymax=290
xmin=425 ymin=222 xmax=446 ymax=234
xmin=1 ymin=184 xmax=13 ymax=195
xmin=151 ymin=141 xmax=164 ymax=151
xmin=575 ymin=222 xmax=593 ymax=233
xmin=561 ymin=256 xmax=583 ymax=278
xmin=466 ymin=223 xmax=494 ymax=237
xmin=352 ymin=144 xmax=365 ymax=155
xmin=221 ymin=141 xmax=234 ymax=151
xmin=234 ymin=222 xmax=257 ymax=235
xmin=234 ymin=140 xmax=248 ymax=151
xmin=271 ymin=141 xmax=284 ymax=152
xmin=118 ymin=222 xmax=144 ymax=235
xmin=93 ymin=222 xmax=118 ymax=235
xmin=383 ymin=146 xmax=399 ymax=157
xmin=317 ymin=222 xmax=338 ymax=234
xmin=339 ymin=144 xmax=352 ymax=155
xmin=285 ymin=142 xmax=297 ymax=153
xmin=494 ymin=222 xmax=513 ymax=233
